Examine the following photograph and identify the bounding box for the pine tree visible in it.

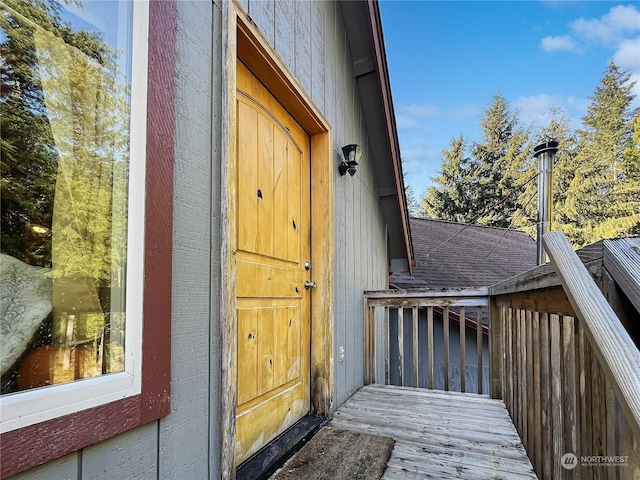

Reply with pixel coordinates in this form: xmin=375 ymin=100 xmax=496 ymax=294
xmin=405 ymin=184 xmax=422 ymax=217
xmin=514 ymin=108 xmax=579 ymax=239
xmin=621 ymin=112 xmax=640 ymax=236
xmin=421 ymin=135 xmax=477 ymax=222
xmin=564 ymin=63 xmax=639 ymax=245
xmin=624 ymin=113 xmax=640 ymax=179
xmin=1 ymin=0 xmax=130 ymax=280
xmin=470 ymin=93 xmax=531 ymax=227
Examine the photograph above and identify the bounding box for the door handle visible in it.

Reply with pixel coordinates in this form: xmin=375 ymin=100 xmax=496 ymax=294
xmin=304 ymin=280 xmax=316 ymax=290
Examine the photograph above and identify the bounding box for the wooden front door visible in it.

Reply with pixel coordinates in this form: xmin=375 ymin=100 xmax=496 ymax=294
xmin=234 ymin=61 xmax=311 ymax=465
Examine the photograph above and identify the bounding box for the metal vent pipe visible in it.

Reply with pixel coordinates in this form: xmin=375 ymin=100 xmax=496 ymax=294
xmin=534 ymin=141 xmax=558 ymax=265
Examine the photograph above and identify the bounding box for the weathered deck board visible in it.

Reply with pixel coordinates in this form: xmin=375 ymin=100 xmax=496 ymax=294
xmin=330 ymin=384 xmax=537 ymax=479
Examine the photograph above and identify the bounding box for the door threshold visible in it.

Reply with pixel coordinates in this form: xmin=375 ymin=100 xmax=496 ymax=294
xmin=236 ymin=414 xmax=326 ymax=480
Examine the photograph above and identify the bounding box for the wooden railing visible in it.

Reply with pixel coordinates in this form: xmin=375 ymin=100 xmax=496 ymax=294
xmin=490 ymin=232 xmax=640 ymax=479
xmin=365 ymin=232 xmax=640 ymax=479
xmin=363 ymin=289 xmax=489 ymax=394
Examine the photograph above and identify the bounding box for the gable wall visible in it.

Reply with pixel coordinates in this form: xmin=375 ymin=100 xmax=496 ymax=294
xmin=238 ymin=0 xmax=388 ymax=408
xmin=11 ymin=2 xmax=222 ymax=479
xmin=9 ymin=1 xmax=388 ymax=478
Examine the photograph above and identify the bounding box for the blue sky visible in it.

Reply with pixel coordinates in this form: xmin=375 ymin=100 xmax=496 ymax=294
xmin=379 ymin=1 xmax=640 ymax=198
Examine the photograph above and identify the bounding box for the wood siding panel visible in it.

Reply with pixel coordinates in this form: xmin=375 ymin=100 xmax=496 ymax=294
xmin=331 ymin=64 xmax=388 ymax=409
xmin=330 ymin=0 xmax=346 ymax=404
xmin=274 ymin=0 xmax=295 ymax=70
xmin=334 ymin=158 xmax=347 ymax=401
xmin=310 ymin=1 xmax=325 ymax=111
xmin=82 ymin=423 xmax=158 ymax=479
xmin=158 ymin=2 xmax=215 ymax=479
xmin=208 ymin=4 xmax=224 ymax=478
xmin=21 ymin=1 xmax=393 ymax=477
xmin=8 ymin=454 xmax=79 ymax=480
xmin=237 ymin=0 xmax=248 ymax=13
xmin=350 ymin=161 xmax=360 ymax=397
xmin=294 ymin=0 xmax=312 ymax=94
xmin=244 ymin=1 xmax=386 ymax=416
xmin=4 ymin=1 xmax=175 ymax=475
xmin=248 ymin=0 xmax=275 ymax=45
xmin=323 ymin=2 xmax=337 ymax=129
xmin=342 ymin=153 xmax=355 ymax=397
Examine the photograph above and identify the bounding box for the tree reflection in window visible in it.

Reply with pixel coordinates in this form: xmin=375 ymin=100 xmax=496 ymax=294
xmin=1 ymin=0 xmax=132 ymax=394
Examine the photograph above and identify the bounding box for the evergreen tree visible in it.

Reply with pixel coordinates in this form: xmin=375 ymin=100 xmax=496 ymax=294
xmin=404 ymin=184 xmax=422 ymax=217
xmin=624 ymin=113 xmax=640 ymax=179
xmin=1 ymin=0 xmax=130 ymax=279
xmin=421 ymin=135 xmax=476 ymax=222
xmin=564 ymin=63 xmax=639 ymax=245
xmin=621 ymin=112 xmax=640 ymax=237
xmin=514 ymin=108 xmax=579 ymax=239
xmin=470 ymin=93 xmax=531 ymax=227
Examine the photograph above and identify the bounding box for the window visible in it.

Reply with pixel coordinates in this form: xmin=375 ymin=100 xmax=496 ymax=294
xmin=0 ymin=1 xmax=174 ymax=476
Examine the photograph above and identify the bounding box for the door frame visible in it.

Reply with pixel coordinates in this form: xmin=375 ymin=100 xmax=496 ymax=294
xmin=220 ymin=2 xmax=334 ymax=477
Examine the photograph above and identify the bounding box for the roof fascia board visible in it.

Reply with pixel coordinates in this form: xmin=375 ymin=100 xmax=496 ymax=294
xmin=364 ymin=0 xmax=414 ymax=272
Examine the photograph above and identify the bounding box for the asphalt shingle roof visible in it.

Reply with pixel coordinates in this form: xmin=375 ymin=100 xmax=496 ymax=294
xmin=391 ymin=217 xmax=538 ymax=289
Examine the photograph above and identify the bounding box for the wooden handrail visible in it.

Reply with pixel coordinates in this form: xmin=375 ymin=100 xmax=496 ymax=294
xmin=603 ymin=238 xmax=640 ymax=313
xmin=365 ymin=236 xmax=639 ymax=478
xmin=543 ymin=231 xmax=640 ymax=440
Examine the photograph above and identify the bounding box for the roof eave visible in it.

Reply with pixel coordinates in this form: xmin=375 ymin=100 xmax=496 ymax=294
xmin=341 ymin=0 xmax=414 ymax=275
xmin=365 ymin=0 xmax=414 ymax=274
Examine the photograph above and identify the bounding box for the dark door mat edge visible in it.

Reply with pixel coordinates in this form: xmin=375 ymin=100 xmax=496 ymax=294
xmin=236 ymin=414 xmax=327 ymax=480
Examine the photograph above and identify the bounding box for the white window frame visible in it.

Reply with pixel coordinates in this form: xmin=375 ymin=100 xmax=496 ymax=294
xmin=0 ymin=0 xmax=149 ymax=434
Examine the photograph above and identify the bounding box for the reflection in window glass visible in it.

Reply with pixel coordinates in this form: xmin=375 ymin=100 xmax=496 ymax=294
xmin=1 ymin=0 xmax=133 ymax=394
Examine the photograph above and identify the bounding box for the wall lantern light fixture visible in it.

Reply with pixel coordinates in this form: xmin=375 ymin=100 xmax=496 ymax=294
xmin=339 ymin=144 xmax=363 ymax=176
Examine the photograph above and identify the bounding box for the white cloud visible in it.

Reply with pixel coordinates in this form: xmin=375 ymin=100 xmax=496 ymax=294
xmin=398 ymin=103 xmax=480 ymax=122
xmin=612 ymin=35 xmax=640 ymax=108
xmin=613 ymin=36 xmax=640 ymax=71
xmin=513 ymin=94 xmax=558 ymax=124
xmin=400 ymin=149 xmax=441 ymax=195
xmin=395 ymin=103 xmax=480 ymax=138
xmin=541 ymin=35 xmax=579 ymax=53
xmin=628 ymin=72 xmax=640 ymax=108
xmin=512 ymin=93 xmax=586 ymax=131
xmin=565 ymin=95 xmax=590 ymax=112
xmin=542 ymin=4 xmax=640 ymax=70
xmin=399 ymin=136 xmax=430 ymax=158
xmin=399 ymin=104 xmax=442 ymax=118
xmin=450 ymin=104 xmax=483 ymax=120
xmin=394 ymin=104 xmax=443 ymax=132
xmin=571 ymin=5 xmax=640 ymax=45
xmin=396 ymin=114 xmax=426 ymax=131
xmin=397 ymin=134 xmax=441 ymax=192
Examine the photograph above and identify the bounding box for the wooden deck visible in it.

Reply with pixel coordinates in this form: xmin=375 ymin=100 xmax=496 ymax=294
xmin=329 ymin=384 xmax=538 ymax=479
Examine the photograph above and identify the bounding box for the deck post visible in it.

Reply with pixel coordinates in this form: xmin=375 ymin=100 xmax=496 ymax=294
xmin=459 ymin=307 xmax=466 ymax=393
xmin=489 ymin=296 xmax=504 ymax=399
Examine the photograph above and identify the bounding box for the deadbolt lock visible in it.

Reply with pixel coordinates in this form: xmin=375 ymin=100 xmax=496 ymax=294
xmin=304 ymin=261 xmax=311 ymax=270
